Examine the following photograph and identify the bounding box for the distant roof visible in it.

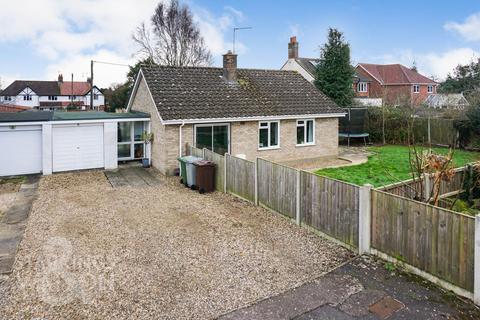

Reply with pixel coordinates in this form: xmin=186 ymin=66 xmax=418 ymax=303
xmin=59 ymin=82 xmax=92 ymax=95
xmin=0 ymin=111 xmax=149 ymax=123
xmin=139 ymin=65 xmax=344 ymax=121
xmin=1 ymin=80 xmax=94 ymax=96
xmin=424 ymin=93 xmax=470 ymax=109
xmin=1 ymin=81 xmax=60 ymax=96
xmin=0 ymin=105 xmax=30 ymax=113
xmin=357 ymin=63 xmax=437 ymax=85
xmin=293 ymin=57 xmax=370 ymax=83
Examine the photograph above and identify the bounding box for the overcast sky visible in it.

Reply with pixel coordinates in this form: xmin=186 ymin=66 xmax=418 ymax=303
xmin=1 ymin=0 xmax=480 ymax=88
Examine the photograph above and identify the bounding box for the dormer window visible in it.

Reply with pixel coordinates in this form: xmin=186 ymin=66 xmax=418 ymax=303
xmin=357 ymin=82 xmax=368 ymax=93
xmin=93 ymin=94 xmax=99 ymax=100
xmin=48 ymin=96 xmax=58 ymax=101
xmin=24 ymin=95 xmax=32 ymax=101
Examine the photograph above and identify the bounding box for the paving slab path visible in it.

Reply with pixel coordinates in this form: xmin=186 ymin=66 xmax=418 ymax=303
xmin=105 ymin=166 xmax=161 ymax=188
xmin=0 ymin=176 xmax=38 ymax=274
xmin=218 ymin=255 xmax=480 ymax=320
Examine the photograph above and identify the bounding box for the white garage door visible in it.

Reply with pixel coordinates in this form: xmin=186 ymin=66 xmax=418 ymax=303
xmin=53 ymin=124 xmax=104 ymax=172
xmin=0 ymin=125 xmax=42 ymax=176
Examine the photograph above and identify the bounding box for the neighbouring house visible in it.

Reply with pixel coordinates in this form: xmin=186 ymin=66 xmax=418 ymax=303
xmin=0 ymin=104 xmax=29 ymax=112
xmin=0 ymin=74 xmax=105 ymax=111
xmin=281 ymin=37 xmax=382 ymax=107
xmin=128 ymin=51 xmax=345 ymax=175
xmin=354 ymin=63 xmax=438 ymax=106
xmin=424 ymin=93 xmax=470 ymax=110
xmin=0 ymin=110 xmax=150 ymax=176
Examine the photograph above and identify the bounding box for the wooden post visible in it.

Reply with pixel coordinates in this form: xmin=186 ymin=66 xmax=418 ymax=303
xmin=254 ymin=157 xmax=259 ymax=205
xmin=295 ymin=170 xmax=301 ymax=225
xmin=358 ymin=184 xmax=372 ymax=255
xmin=474 ymin=214 xmax=480 ymax=305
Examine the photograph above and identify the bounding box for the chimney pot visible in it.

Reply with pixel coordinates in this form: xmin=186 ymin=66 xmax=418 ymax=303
xmin=288 ymin=36 xmax=299 ymax=59
xmin=223 ymin=51 xmax=237 ymax=82
xmin=58 ymin=74 xmax=63 ymax=82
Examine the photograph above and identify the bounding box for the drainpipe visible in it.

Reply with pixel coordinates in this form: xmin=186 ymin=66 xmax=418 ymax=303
xmin=179 ymin=120 xmax=185 ymax=158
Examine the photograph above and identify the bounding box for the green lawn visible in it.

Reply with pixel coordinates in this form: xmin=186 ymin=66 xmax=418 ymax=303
xmin=315 ymin=145 xmax=480 ymax=187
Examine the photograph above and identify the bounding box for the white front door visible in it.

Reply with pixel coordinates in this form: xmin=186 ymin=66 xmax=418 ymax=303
xmin=52 ymin=124 xmax=104 ymax=172
xmin=0 ymin=125 xmax=42 ymax=176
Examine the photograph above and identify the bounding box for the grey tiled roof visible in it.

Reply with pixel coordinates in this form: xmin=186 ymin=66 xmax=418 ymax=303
xmin=295 ymin=58 xmax=320 ymax=78
xmin=0 ymin=81 xmax=60 ymax=96
xmin=141 ymin=65 xmax=343 ymax=121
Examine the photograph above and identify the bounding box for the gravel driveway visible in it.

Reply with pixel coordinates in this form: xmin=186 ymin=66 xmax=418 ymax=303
xmin=0 ymin=169 xmax=352 ymax=319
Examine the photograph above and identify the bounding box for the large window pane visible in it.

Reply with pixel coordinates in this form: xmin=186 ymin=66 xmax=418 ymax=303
xmin=270 ymin=122 xmax=278 ymax=146
xmin=134 ymin=143 xmax=144 ymax=158
xmin=196 ymin=126 xmax=213 ymax=150
xmin=259 ymin=128 xmax=268 ymax=148
xmin=297 ymin=125 xmax=304 ymax=145
xmin=213 ymin=125 xmax=228 ymax=155
xmin=134 ymin=122 xmax=144 ymax=141
xmin=118 ymin=144 xmax=131 ymax=158
xmin=118 ymin=122 xmax=131 ymax=142
xmin=306 ymin=120 xmax=314 ymax=143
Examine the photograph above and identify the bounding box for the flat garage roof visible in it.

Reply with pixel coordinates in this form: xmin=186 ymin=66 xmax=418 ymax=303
xmin=0 ymin=111 xmax=150 ymax=123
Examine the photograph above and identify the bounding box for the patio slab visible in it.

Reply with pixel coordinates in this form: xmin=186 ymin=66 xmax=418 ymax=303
xmin=105 ymin=166 xmax=161 ymax=188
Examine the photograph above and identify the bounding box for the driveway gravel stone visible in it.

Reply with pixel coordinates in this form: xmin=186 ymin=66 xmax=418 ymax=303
xmin=0 ymin=169 xmax=352 ymax=319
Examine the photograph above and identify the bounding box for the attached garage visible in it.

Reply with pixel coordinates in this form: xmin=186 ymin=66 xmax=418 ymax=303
xmin=52 ymin=123 xmax=104 ymax=172
xmin=0 ymin=111 xmax=150 ymax=177
xmin=0 ymin=125 xmax=42 ymax=176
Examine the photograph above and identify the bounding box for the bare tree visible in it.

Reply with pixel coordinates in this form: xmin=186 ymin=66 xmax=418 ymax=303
xmin=133 ymin=0 xmax=213 ymax=67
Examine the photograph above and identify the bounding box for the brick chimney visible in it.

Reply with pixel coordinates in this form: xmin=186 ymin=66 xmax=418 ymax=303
xmin=58 ymin=74 xmax=63 ymax=82
xmin=223 ymin=50 xmax=237 ymax=82
xmin=288 ymin=36 xmax=299 ymax=59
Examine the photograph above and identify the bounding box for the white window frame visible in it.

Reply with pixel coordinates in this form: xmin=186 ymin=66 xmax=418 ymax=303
xmin=193 ymin=123 xmax=231 ymax=155
xmin=296 ymin=119 xmax=315 ymax=146
xmin=258 ymin=121 xmax=280 ymax=150
xmin=413 ymin=84 xmax=420 ymax=93
xmin=357 ymin=82 xmax=368 ymax=93
xmin=4 ymin=96 xmax=11 ymax=101
xmin=118 ymin=121 xmax=146 ymax=161
xmin=427 ymin=85 xmax=433 ymax=93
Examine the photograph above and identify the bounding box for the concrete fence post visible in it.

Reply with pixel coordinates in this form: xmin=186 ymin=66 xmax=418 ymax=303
xmin=474 ymin=214 xmax=480 ymax=305
xmin=358 ymin=184 xmax=373 ymax=255
xmin=254 ymin=157 xmax=259 ymax=205
xmin=202 ymin=147 xmax=206 ymax=159
xmin=295 ymin=170 xmax=301 ymax=225
xmin=424 ymin=173 xmax=431 ymax=202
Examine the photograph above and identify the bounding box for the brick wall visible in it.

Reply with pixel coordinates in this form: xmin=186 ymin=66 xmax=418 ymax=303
xmin=230 ymin=118 xmax=339 ymax=162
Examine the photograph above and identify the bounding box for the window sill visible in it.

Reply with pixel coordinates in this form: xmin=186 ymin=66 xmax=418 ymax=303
xmin=258 ymin=146 xmax=280 ymax=151
xmin=296 ymin=143 xmax=316 ymax=148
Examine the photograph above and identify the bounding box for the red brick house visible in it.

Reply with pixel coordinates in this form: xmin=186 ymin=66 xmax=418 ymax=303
xmin=354 ymin=63 xmax=437 ymax=106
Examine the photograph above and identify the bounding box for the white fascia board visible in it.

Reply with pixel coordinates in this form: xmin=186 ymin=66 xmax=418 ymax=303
xmin=162 ymin=113 xmax=346 ymax=125
xmin=0 ymin=121 xmax=48 ymax=126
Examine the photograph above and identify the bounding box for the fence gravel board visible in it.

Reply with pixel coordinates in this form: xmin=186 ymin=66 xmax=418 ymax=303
xmin=257 ymin=158 xmax=297 ymax=218
xmin=371 ymin=189 xmax=475 ymax=292
xmin=204 ymin=149 xmax=225 ymax=192
xmin=300 ymin=171 xmax=360 ymax=247
xmin=226 ymin=155 xmax=255 ymax=202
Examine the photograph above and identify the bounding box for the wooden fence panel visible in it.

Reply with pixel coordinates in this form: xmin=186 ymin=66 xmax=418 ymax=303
xmin=204 ymin=149 xmax=225 ymax=192
xmin=380 ymin=179 xmax=423 ymax=200
xmin=300 ymin=171 xmax=360 ymax=247
xmin=432 ymin=168 xmax=465 ymax=197
xmin=257 ymin=158 xmax=297 ymax=218
xmin=226 ymin=155 xmax=255 ymax=202
xmin=371 ymin=189 xmax=475 ymax=292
